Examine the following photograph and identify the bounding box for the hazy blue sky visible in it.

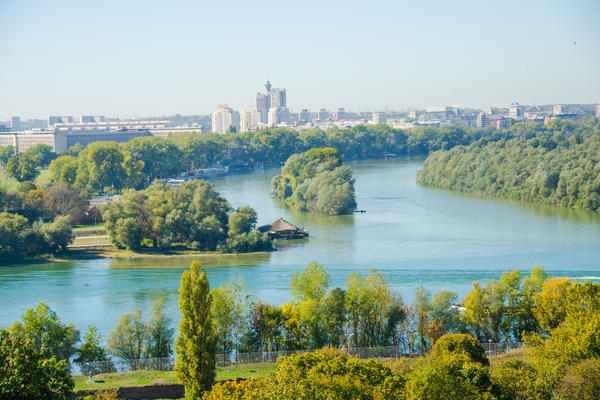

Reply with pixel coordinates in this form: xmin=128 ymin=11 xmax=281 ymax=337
xmin=1 ymin=0 xmax=599 ymax=120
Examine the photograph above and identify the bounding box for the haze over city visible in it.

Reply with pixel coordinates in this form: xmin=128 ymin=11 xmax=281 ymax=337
xmin=1 ymin=0 xmax=599 ymax=120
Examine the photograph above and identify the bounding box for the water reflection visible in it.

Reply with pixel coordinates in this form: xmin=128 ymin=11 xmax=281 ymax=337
xmin=108 ymin=252 xmax=273 ymax=269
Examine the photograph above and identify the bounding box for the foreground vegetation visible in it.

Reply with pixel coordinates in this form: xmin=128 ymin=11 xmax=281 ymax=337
xmin=418 ymin=117 xmax=600 ymax=211
xmin=2 ymin=259 xmax=599 ymax=399
xmin=272 ymin=148 xmax=356 ymax=215
xmin=72 ymin=364 xmax=275 ymax=391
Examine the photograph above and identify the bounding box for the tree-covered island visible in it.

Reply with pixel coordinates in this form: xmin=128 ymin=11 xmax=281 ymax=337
xmin=271 ymin=148 xmax=356 ymax=215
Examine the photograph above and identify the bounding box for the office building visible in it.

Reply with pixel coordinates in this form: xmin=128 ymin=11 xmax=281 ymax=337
xmin=270 ymin=88 xmax=286 ymax=109
xmin=318 ymin=109 xmax=329 ymax=120
xmin=256 ymin=93 xmax=270 ymax=123
xmin=240 ymin=106 xmax=259 ymax=132
xmin=335 ymin=108 xmax=346 ymax=120
xmin=211 ymin=104 xmax=240 ymax=134
xmin=0 ymin=129 xmax=152 ymax=154
xmin=299 ymin=109 xmax=311 ymax=122
xmin=10 ymin=116 xmax=20 ymax=130
xmin=48 ymin=116 xmax=74 ymax=126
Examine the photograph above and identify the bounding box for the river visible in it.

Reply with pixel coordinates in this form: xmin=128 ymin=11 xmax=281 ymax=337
xmin=1 ymin=158 xmax=599 ymax=338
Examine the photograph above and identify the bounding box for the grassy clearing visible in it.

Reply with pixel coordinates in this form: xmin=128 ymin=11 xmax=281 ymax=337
xmin=73 ymin=363 xmax=276 ymax=390
xmin=73 ymin=223 xmax=106 ymax=232
xmin=0 ymin=168 xmax=49 ymax=191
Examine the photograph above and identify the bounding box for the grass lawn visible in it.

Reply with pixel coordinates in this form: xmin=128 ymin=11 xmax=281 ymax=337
xmin=73 ymin=363 xmax=276 ymax=391
xmin=73 ymin=223 xmax=106 ymax=232
xmin=0 ymin=168 xmax=49 ymax=190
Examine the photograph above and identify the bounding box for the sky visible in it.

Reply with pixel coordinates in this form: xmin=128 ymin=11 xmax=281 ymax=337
xmin=0 ymin=0 xmax=599 ymax=120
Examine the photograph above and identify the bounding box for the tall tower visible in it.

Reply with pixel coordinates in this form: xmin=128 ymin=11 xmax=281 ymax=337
xmin=265 ymin=80 xmax=272 ymax=94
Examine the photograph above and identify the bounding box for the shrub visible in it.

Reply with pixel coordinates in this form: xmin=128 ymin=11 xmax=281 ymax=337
xmin=432 ymin=333 xmax=489 ymax=366
xmin=555 ymin=358 xmax=600 ymax=400
xmin=491 ymin=359 xmax=542 ymax=400
xmin=202 ymin=377 xmax=274 ymax=400
xmin=405 ymin=353 xmax=494 ymax=400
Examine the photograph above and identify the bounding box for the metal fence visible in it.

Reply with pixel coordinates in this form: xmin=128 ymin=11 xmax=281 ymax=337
xmin=73 ymin=342 xmax=524 ymax=376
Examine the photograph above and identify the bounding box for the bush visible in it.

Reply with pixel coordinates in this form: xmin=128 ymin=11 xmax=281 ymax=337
xmin=555 ymin=358 xmax=600 ymax=400
xmin=220 ymin=231 xmax=273 ymax=253
xmin=491 ymin=359 xmax=542 ymax=400
xmin=405 ymin=353 xmax=494 ymax=400
xmin=202 ymin=377 xmax=274 ymax=400
xmin=433 ymin=333 xmax=489 ymax=366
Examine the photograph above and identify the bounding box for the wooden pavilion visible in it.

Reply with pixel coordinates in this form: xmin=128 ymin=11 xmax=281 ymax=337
xmin=256 ymin=218 xmax=309 ymax=240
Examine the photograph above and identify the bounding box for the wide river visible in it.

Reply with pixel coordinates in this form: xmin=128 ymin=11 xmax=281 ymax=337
xmin=1 ymin=158 xmax=599 ymax=338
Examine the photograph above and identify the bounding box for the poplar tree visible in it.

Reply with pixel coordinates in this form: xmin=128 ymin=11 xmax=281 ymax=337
xmin=175 ymin=261 xmax=216 ymax=398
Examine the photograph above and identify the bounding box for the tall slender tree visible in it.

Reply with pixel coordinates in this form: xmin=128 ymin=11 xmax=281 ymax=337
xmin=175 ymin=261 xmax=217 ymax=398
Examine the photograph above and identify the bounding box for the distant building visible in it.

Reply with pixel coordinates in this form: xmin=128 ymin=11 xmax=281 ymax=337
xmin=299 ymin=109 xmax=311 ymax=122
xmin=270 ymin=88 xmax=286 ymax=109
xmin=0 ymin=129 xmax=151 ymax=154
xmin=268 ymin=107 xmax=290 ymax=125
xmin=509 ymin=102 xmax=522 ymax=118
xmin=524 ymin=105 xmax=544 ymax=119
xmin=256 ymin=92 xmax=270 ymax=124
xmin=240 ymin=106 xmax=259 ymax=132
xmin=211 ymin=104 xmax=240 ymax=134
xmin=475 ymin=112 xmax=489 ymax=128
xmin=489 ymin=116 xmax=509 ymax=129
xmin=10 ymin=116 xmax=20 ymax=130
xmin=335 ymin=108 xmax=346 ymax=120
xmin=553 ymin=104 xmax=566 ymax=115
xmin=372 ymin=112 xmax=386 ymax=123
xmin=318 ymin=109 xmax=329 ymax=120
xmin=48 ymin=116 xmax=74 ymax=126
xmin=596 ymin=101 xmax=600 ymax=118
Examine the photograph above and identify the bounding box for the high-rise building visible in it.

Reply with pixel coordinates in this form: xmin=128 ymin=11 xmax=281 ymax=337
xmin=318 ymin=109 xmax=329 ymax=120
xmin=335 ymin=108 xmax=346 ymax=120
xmin=211 ymin=104 xmax=240 ymax=134
xmin=475 ymin=112 xmax=489 ymax=128
xmin=270 ymin=88 xmax=286 ymax=109
xmin=256 ymin=93 xmax=270 ymax=124
xmin=299 ymin=109 xmax=311 ymax=122
xmin=10 ymin=116 xmax=20 ymax=130
xmin=596 ymin=101 xmax=600 ymax=118
xmin=509 ymin=102 xmax=522 ymax=118
xmin=240 ymin=106 xmax=259 ymax=132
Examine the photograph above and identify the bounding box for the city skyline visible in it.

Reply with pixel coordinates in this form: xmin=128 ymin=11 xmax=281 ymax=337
xmin=1 ymin=0 xmax=599 ymax=120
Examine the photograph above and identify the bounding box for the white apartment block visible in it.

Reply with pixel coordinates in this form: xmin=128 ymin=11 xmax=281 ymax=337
xmin=240 ymin=106 xmax=259 ymax=132
xmin=211 ymin=105 xmax=240 ymax=134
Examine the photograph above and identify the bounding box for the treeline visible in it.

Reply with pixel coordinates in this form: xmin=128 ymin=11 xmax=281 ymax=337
xmin=41 ymin=124 xmax=513 ymax=195
xmin=271 ymin=148 xmax=356 ymax=215
xmin=205 ymin=264 xmax=574 ymax=357
xmin=417 ymin=117 xmax=600 ymax=211
xmin=102 ymin=180 xmax=272 ymax=253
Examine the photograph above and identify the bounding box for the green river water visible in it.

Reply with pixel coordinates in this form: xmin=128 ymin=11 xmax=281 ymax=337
xmin=1 ymin=158 xmax=599 ymax=337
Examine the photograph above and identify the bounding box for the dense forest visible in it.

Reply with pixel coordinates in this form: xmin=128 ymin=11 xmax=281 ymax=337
xmin=271 ymin=148 xmax=356 ymax=215
xmin=417 ymin=117 xmax=600 ymax=211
